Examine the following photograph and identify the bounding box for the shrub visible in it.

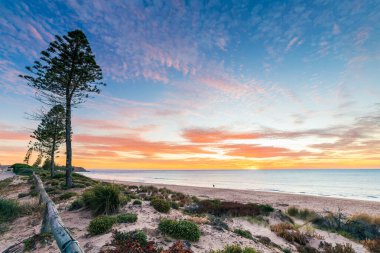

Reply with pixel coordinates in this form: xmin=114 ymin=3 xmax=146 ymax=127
xmin=209 ymin=245 xmax=257 ymax=253
xmin=287 ymin=206 xmax=299 ymax=216
xmin=363 ymin=239 xmax=380 ymax=253
xmin=313 ymin=212 xmax=380 ymax=240
xmin=83 ymin=184 xmax=121 ymax=215
xmin=69 ymin=199 xmax=84 ymax=211
xmin=209 ymin=216 xmax=229 ymax=231
xmin=270 ymin=223 xmax=308 ymax=245
xmin=0 ymin=198 xmax=21 ymax=223
xmin=318 ymin=241 xmax=355 ymax=253
xmin=30 ymin=189 xmax=39 ymax=197
xmin=159 ymin=219 xmax=201 ymax=241
xmin=350 ymin=213 xmax=380 ymax=226
xmin=59 ymin=192 xmax=77 ymax=200
xmin=234 ymin=229 xmax=253 ymax=240
xmin=113 ymin=230 xmax=148 ymax=247
xmin=287 ymin=206 xmax=318 ymax=221
xmin=133 ymin=199 xmax=142 ymax=205
xmin=88 ymin=216 xmax=117 ymax=235
xmin=116 ymin=213 xmax=138 ymax=223
xmin=171 ymin=201 xmax=179 ymax=210
xmin=18 ymin=192 xmax=30 ymax=198
xmin=10 ymin=163 xmax=34 ymax=175
xmin=23 ymin=233 xmax=52 ymax=251
xmin=120 ymin=195 xmax=130 ymax=206
xmin=194 ymin=199 xmax=273 ymax=217
xmin=151 ymin=198 xmax=171 ymax=213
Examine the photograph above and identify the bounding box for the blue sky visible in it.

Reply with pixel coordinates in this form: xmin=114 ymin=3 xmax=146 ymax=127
xmin=0 ymin=0 xmax=379 ymax=169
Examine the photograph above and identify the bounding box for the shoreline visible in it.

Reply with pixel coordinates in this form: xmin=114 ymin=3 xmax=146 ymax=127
xmin=99 ymin=178 xmax=380 ymax=216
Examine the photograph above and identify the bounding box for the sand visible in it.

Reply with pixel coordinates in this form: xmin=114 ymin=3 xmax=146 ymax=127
xmin=101 ymin=179 xmax=380 ymax=216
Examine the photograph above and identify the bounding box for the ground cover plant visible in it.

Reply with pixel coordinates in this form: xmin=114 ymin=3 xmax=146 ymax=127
xmin=159 ymin=219 xmax=201 ymax=241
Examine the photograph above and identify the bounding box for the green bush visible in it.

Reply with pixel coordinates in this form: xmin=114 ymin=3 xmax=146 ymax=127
xmin=171 ymin=201 xmax=180 ymax=210
xmin=151 ymin=198 xmax=171 ymax=213
xmin=159 ymin=219 xmax=201 ymax=241
xmin=0 ymin=198 xmax=22 ymax=223
xmin=113 ymin=230 xmax=147 ymax=246
xmin=116 ymin=213 xmax=137 ymax=223
xmin=234 ymin=229 xmax=253 ymax=240
xmin=58 ymin=192 xmax=77 ymax=200
xmin=132 ymin=199 xmax=142 ymax=205
xmin=18 ymin=192 xmax=30 ymax=198
xmin=287 ymin=206 xmax=318 ymax=221
xmin=69 ymin=199 xmax=84 ymax=211
xmin=10 ymin=163 xmax=33 ymax=175
xmin=194 ymin=199 xmax=273 ymax=217
xmin=88 ymin=215 xmax=117 ymax=235
xmin=83 ymin=184 xmax=121 ymax=215
xmin=210 ymin=245 xmax=257 ymax=253
xmin=120 ymin=195 xmax=130 ymax=206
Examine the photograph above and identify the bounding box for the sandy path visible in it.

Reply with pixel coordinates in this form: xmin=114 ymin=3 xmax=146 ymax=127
xmin=100 ymin=179 xmax=380 ymax=216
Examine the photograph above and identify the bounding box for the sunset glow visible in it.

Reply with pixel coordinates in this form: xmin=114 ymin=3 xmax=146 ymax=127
xmin=1 ymin=1 xmax=379 ymax=169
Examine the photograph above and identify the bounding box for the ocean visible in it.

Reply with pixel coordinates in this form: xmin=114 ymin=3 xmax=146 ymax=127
xmin=80 ymin=169 xmax=380 ymax=202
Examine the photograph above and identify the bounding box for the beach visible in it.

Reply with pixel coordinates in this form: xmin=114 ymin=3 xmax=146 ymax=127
xmin=101 ymin=179 xmax=380 ymax=216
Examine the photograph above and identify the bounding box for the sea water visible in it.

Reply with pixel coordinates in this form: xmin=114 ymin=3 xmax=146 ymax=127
xmin=80 ymin=169 xmax=380 ymax=201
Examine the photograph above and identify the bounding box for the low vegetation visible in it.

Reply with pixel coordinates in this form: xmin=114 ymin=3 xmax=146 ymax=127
xmin=363 ymin=239 xmax=380 ymax=253
xmin=287 ymin=206 xmax=318 ymax=221
xmin=209 ymin=245 xmax=257 ymax=253
xmin=270 ymin=223 xmax=309 ymax=245
xmin=132 ymin=199 xmax=142 ymax=205
xmin=234 ymin=229 xmax=253 ymax=240
xmin=102 ymin=230 xmax=193 ymax=253
xmin=23 ymin=233 xmax=52 ymax=251
xmin=190 ymin=199 xmax=274 ymax=217
xmin=88 ymin=212 xmax=138 ymax=235
xmin=151 ymin=198 xmax=171 ymax=213
xmin=68 ymin=198 xmax=84 ymax=211
xmin=83 ymin=184 xmax=121 ymax=215
xmin=159 ymin=219 xmax=201 ymax=241
xmin=88 ymin=215 xmax=117 ymax=235
xmin=116 ymin=213 xmax=138 ymax=223
xmin=318 ymin=241 xmax=355 ymax=253
xmin=0 ymin=198 xmax=22 ymax=223
xmin=58 ymin=191 xmax=77 ymax=200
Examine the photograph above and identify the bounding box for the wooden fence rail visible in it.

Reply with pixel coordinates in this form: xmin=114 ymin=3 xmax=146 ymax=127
xmin=33 ymin=173 xmax=84 ymax=253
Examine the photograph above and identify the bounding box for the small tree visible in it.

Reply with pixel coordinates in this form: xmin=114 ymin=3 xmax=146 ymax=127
xmin=31 ymin=105 xmax=65 ymax=177
xmin=20 ymin=30 xmax=105 ymax=186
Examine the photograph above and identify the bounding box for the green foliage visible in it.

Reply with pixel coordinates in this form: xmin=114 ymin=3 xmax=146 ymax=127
xmin=113 ymin=230 xmax=148 ymax=247
xmin=88 ymin=215 xmax=117 ymax=235
xmin=69 ymin=199 xmax=84 ymax=211
xmin=23 ymin=233 xmax=52 ymax=251
xmin=209 ymin=216 xmax=229 ymax=231
xmin=193 ymin=199 xmax=273 ymax=217
xmin=132 ymin=199 xmax=142 ymax=205
xmin=83 ymin=184 xmax=121 ymax=215
xmin=209 ymin=245 xmax=257 ymax=253
xmin=159 ymin=219 xmax=201 ymax=241
xmin=120 ymin=195 xmax=130 ymax=206
xmin=234 ymin=229 xmax=253 ymax=240
xmin=116 ymin=213 xmax=138 ymax=223
xmin=0 ymin=198 xmax=22 ymax=223
xmin=313 ymin=212 xmax=380 ymax=240
xmin=20 ymin=29 xmax=105 ymax=188
xmin=151 ymin=198 xmax=171 ymax=213
xmin=30 ymin=189 xmax=39 ymax=197
xmin=9 ymin=163 xmax=32 ymax=169
xmin=287 ymin=206 xmax=318 ymax=221
xmin=58 ymin=191 xmax=77 ymax=200
xmin=171 ymin=201 xmax=180 ymax=210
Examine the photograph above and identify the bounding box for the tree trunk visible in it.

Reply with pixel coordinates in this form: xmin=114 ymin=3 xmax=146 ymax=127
xmin=65 ymin=97 xmax=73 ymax=188
xmin=50 ymin=142 xmax=55 ymax=178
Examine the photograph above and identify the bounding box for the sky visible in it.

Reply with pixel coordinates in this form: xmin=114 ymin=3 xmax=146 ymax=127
xmin=0 ymin=0 xmax=380 ymax=170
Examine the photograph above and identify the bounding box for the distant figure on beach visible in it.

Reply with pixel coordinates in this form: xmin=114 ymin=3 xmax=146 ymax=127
xmin=213 ymin=184 xmax=215 ymax=188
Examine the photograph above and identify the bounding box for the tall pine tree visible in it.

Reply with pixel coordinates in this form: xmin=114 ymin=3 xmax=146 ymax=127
xmin=21 ymin=30 xmax=105 ymax=186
